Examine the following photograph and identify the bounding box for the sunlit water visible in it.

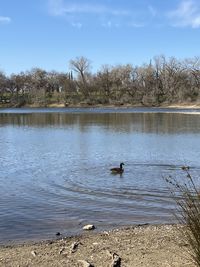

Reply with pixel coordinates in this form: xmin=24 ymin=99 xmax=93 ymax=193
xmin=1 ymin=107 xmax=200 ymax=244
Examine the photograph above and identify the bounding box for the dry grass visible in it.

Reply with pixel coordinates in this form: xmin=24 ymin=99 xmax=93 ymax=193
xmin=166 ymin=168 xmax=200 ymax=266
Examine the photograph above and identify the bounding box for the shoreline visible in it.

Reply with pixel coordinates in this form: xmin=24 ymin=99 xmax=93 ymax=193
xmin=1 ymin=102 xmax=200 ymax=110
xmin=0 ymin=224 xmax=194 ymax=267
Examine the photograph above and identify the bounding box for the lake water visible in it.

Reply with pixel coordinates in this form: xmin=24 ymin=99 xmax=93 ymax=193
xmin=1 ymin=107 xmax=200 ymax=244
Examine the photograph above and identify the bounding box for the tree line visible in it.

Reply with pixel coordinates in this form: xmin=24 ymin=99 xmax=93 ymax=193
xmin=0 ymin=55 xmax=199 ymax=107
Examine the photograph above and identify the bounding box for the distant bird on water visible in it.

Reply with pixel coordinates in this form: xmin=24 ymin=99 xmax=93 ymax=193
xmin=110 ymin=162 xmax=125 ymax=174
xmin=181 ymin=166 xmax=190 ymax=171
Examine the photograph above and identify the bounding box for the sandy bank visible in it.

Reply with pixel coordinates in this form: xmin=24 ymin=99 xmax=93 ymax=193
xmin=1 ymin=102 xmax=200 ymax=109
xmin=161 ymin=103 xmax=200 ymax=109
xmin=28 ymin=103 xmax=200 ymax=109
xmin=0 ymin=224 xmax=194 ymax=267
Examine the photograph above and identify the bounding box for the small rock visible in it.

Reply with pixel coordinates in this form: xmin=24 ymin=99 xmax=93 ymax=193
xmin=78 ymin=260 xmax=94 ymax=267
xmin=111 ymin=253 xmax=121 ymax=267
xmin=107 ymin=251 xmax=121 ymax=267
xmin=31 ymin=251 xmax=37 ymax=257
xmin=59 ymin=247 xmax=65 ymax=255
xmin=103 ymin=231 xmax=109 ymax=235
xmin=70 ymin=241 xmax=80 ymax=253
xmin=82 ymin=224 xmax=95 ymax=231
xmin=56 ymin=232 xmax=61 ymax=236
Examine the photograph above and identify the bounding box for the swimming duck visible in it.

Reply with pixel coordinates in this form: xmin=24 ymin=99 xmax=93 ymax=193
xmin=110 ymin=162 xmax=124 ymax=174
xmin=181 ymin=166 xmax=190 ymax=171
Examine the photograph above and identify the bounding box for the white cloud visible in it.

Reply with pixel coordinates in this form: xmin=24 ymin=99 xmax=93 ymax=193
xmin=48 ymin=0 xmax=65 ymax=16
xmin=129 ymin=22 xmax=145 ymax=28
xmin=168 ymin=0 xmax=200 ymax=28
xmin=48 ymin=0 xmax=130 ymax=17
xmin=0 ymin=16 xmax=11 ymax=24
xmin=102 ymin=21 xmax=120 ymax=28
xmin=148 ymin=5 xmax=157 ymax=17
xmin=47 ymin=0 xmax=133 ymax=28
xmin=102 ymin=21 xmax=112 ymax=28
xmin=47 ymin=0 xmax=157 ymax=28
xmin=71 ymin=22 xmax=82 ymax=28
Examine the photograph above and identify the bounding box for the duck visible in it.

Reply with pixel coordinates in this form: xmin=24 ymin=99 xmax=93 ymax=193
xmin=181 ymin=166 xmax=190 ymax=171
xmin=110 ymin=162 xmax=125 ymax=174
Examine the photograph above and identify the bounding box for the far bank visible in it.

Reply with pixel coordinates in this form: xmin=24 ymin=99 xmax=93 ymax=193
xmin=1 ymin=101 xmax=200 ymax=109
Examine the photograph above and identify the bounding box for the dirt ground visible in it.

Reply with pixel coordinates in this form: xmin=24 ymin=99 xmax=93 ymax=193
xmin=0 ymin=224 xmax=195 ymax=267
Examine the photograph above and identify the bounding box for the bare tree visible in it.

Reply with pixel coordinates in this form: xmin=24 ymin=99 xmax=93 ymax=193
xmin=69 ymin=56 xmax=91 ymax=96
xmin=96 ymin=65 xmax=112 ymax=98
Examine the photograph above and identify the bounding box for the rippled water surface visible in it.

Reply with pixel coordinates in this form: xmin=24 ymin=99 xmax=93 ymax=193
xmin=1 ymin=107 xmax=200 ymax=244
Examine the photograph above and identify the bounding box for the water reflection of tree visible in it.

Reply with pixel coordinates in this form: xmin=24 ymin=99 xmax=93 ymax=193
xmin=0 ymin=112 xmax=200 ymax=134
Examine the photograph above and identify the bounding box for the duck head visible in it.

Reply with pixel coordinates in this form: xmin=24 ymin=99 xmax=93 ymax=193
xmin=120 ymin=162 xmax=125 ymax=169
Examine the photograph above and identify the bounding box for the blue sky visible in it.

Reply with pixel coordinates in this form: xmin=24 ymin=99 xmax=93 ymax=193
xmin=0 ymin=0 xmax=200 ymax=75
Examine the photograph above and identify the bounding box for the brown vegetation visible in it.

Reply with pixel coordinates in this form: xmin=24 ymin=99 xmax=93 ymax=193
xmin=166 ymin=168 xmax=200 ymax=266
xmin=0 ymin=55 xmax=199 ymax=107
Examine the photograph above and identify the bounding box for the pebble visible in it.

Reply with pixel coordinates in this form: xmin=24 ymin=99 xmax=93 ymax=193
xmin=110 ymin=253 xmax=121 ymax=267
xmin=107 ymin=251 xmax=121 ymax=267
xmin=59 ymin=247 xmax=65 ymax=255
xmin=78 ymin=260 xmax=94 ymax=267
xmin=31 ymin=251 xmax=37 ymax=257
xmin=83 ymin=224 xmax=95 ymax=230
xmin=70 ymin=241 xmax=80 ymax=253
